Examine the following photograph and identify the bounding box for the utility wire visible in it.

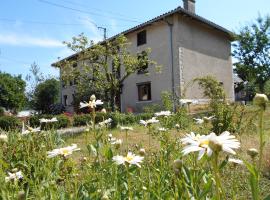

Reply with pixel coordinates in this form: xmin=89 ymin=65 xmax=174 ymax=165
xmin=0 ymin=18 xmax=131 ymax=27
xmin=58 ymin=0 xmax=141 ymax=21
xmin=37 ymin=0 xmax=142 ymax=24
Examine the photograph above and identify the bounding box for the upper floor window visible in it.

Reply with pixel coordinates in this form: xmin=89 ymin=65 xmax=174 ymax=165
xmin=137 ymin=30 xmax=146 ymax=46
xmin=137 ymin=82 xmax=151 ymax=101
xmin=137 ymin=51 xmax=148 ymax=74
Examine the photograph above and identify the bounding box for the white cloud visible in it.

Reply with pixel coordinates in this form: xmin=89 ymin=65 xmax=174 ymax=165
xmin=0 ymin=33 xmax=64 ymax=47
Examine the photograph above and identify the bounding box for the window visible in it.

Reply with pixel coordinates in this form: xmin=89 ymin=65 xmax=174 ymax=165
xmin=72 ymin=94 xmax=75 ymax=105
xmin=137 ymin=82 xmax=151 ymax=101
xmin=137 ymin=51 xmax=148 ymax=74
xmin=73 ymin=63 xmax=77 ymax=68
xmin=63 ymin=95 xmax=68 ymax=106
xmin=137 ymin=30 xmax=146 ymax=46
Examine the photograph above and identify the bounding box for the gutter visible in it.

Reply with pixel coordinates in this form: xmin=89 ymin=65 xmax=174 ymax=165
xmin=163 ymin=18 xmax=176 ymax=112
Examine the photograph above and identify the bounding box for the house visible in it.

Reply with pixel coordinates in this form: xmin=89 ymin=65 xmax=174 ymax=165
xmin=52 ymin=0 xmax=235 ymax=113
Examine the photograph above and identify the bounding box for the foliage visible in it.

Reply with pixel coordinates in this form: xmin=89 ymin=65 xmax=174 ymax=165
xmin=233 ymin=15 xmax=270 ymax=93
xmin=25 ymin=63 xmax=46 ymax=106
xmin=0 ymin=107 xmax=4 ymax=116
xmin=0 ymin=72 xmax=26 ymax=112
xmin=32 ymin=78 xmax=60 ymax=114
xmin=49 ymin=103 xmax=65 ymax=115
xmin=193 ymin=76 xmax=225 ymax=103
xmin=73 ymin=114 xmax=92 ymax=127
xmin=161 ymin=91 xmax=173 ymax=111
xmin=142 ymin=104 xmax=162 ymax=114
xmin=55 ymin=115 xmax=71 ymax=129
xmin=0 ymin=116 xmax=21 ymax=131
xmin=59 ymin=33 xmax=159 ymax=111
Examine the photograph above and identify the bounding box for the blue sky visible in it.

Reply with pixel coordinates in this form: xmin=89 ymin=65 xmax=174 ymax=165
xmin=0 ymin=0 xmax=269 ymax=79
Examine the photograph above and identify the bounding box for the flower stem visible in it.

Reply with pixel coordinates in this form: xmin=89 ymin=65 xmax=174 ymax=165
xmin=258 ymin=109 xmax=264 ymax=171
xmin=212 ymin=152 xmax=224 ymax=200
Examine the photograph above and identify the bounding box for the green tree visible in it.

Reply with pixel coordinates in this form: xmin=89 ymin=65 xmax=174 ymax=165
xmin=58 ymin=33 xmax=159 ymax=112
xmin=233 ymin=15 xmax=270 ymax=93
xmin=0 ymin=71 xmax=26 ymax=112
xmin=33 ymin=78 xmax=60 ymax=114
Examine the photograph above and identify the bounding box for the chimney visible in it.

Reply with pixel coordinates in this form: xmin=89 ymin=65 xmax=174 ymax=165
xmin=183 ymin=0 xmax=196 ymax=13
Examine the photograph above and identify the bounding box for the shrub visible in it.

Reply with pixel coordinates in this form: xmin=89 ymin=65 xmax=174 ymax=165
xmin=73 ymin=114 xmax=92 ymax=127
xmin=49 ymin=103 xmax=65 ymax=115
xmin=142 ymin=104 xmax=162 ymax=113
xmin=56 ymin=115 xmax=70 ymax=129
xmin=0 ymin=107 xmax=4 ymax=116
xmin=0 ymin=116 xmax=21 ymax=131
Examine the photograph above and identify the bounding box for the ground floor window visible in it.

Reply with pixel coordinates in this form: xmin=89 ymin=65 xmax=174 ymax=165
xmin=137 ymin=82 xmax=151 ymax=101
xmin=63 ymin=95 xmax=68 ymax=106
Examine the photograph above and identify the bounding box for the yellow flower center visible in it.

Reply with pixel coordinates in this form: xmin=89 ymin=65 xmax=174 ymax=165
xmin=61 ymin=149 xmax=70 ymax=155
xmin=125 ymin=155 xmax=134 ymax=162
xmin=199 ymin=140 xmax=209 ymax=147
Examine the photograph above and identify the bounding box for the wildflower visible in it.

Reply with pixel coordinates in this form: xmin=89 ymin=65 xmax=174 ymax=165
xmin=253 ymin=93 xmax=268 ymax=110
xmin=39 ymin=117 xmax=58 ymax=123
xmin=112 ymin=152 xmax=144 ymax=167
xmin=47 ymin=144 xmax=80 ymax=158
xmin=203 ymin=116 xmax=215 ymax=122
xmin=154 ymin=111 xmax=172 ymax=117
xmin=179 ymin=99 xmax=193 ymax=105
xmin=0 ymin=134 xmax=8 ymax=142
xmin=99 ymin=118 xmax=112 ymax=127
xmin=228 ymin=158 xmax=243 ymax=165
xmin=181 ymin=132 xmax=211 ymax=160
xmin=208 ymin=132 xmax=240 ymax=154
xmin=181 ymin=131 xmax=240 ymax=160
xmin=158 ymin=127 xmax=168 ymax=132
xmin=247 ymin=148 xmax=259 ymax=159
xmin=80 ymin=95 xmax=103 ymax=109
xmin=5 ymin=171 xmax=23 ymax=182
xmin=139 ymin=117 xmax=159 ymax=126
xmin=193 ymin=118 xmax=204 ymax=125
xmin=139 ymin=148 xmax=146 ymax=156
xmin=120 ymin=126 xmax=133 ymax=131
xmin=108 ymin=133 xmax=113 ymax=139
xmin=101 ymin=108 xmax=107 ymax=113
xmin=22 ymin=123 xmax=41 ymax=135
xmin=175 ymin=124 xmax=180 ymax=129
xmin=111 ymin=138 xmax=122 ymax=145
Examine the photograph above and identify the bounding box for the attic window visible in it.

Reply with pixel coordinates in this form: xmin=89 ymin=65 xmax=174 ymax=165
xmin=137 ymin=30 xmax=146 ymax=46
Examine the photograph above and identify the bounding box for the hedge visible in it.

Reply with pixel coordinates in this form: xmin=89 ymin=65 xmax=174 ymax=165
xmin=0 ymin=116 xmax=21 ymax=131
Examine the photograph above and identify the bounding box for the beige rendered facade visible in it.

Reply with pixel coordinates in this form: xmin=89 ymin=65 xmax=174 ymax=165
xmin=55 ymin=1 xmax=234 ymax=113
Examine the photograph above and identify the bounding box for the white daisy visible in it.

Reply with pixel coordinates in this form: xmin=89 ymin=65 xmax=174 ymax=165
xmin=203 ymin=116 xmax=215 ymax=122
xmin=80 ymin=95 xmax=103 ymax=109
xmin=228 ymin=158 xmax=243 ymax=165
xmin=111 ymin=139 xmax=122 ymax=145
xmin=47 ymin=144 xmax=80 ymax=158
xmin=22 ymin=123 xmax=41 ymax=135
xmin=112 ymin=152 xmax=144 ymax=167
xmin=181 ymin=132 xmax=212 ymax=160
xmin=39 ymin=117 xmax=58 ymax=123
xmin=99 ymin=118 xmax=112 ymax=127
xmin=158 ymin=127 xmax=168 ymax=132
xmin=193 ymin=118 xmax=204 ymax=124
xmin=139 ymin=117 xmax=159 ymax=126
xmin=5 ymin=171 xmax=23 ymax=182
xmin=181 ymin=131 xmax=240 ymax=160
xmin=154 ymin=111 xmax=172 ymax=117
xmin=120 ymin=126 xmax=133 ymax=131
xmin=0 ymin=134 xmax=8 ymax=142
xmin=208 ymin=131 xmax=240 ymax=155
